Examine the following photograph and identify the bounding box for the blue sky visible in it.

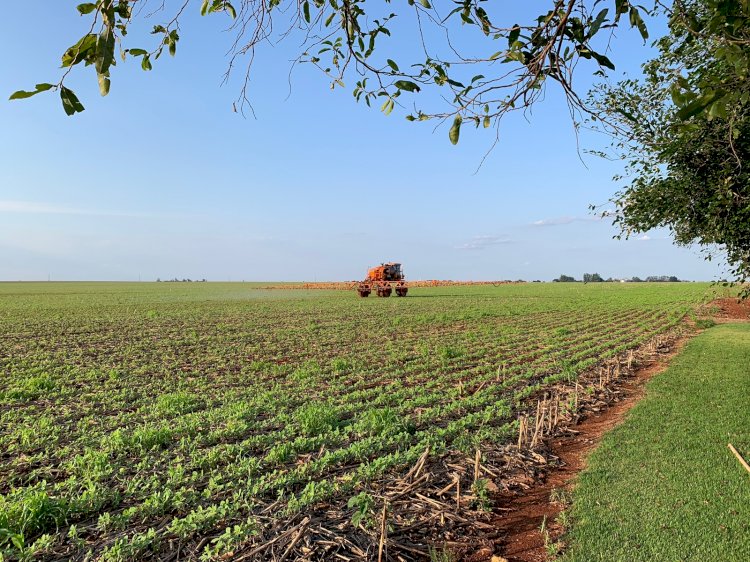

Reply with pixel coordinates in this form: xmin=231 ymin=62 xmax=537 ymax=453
xmin=0 ymin=2 xmax=724 ymax=281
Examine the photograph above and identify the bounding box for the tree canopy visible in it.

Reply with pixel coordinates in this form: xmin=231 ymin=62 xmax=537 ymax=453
xmin=593 ymin=0 xmax=750 ymax=295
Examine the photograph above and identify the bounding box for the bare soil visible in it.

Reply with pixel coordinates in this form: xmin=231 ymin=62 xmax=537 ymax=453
xmin=709 ymin=297 xmax=750 ymax=322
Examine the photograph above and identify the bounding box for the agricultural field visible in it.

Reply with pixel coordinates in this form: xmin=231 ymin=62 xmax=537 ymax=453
xmin=0 ymin=282 xmax=715 ymax=561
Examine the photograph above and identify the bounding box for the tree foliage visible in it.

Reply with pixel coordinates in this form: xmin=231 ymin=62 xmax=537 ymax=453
xmin=11 ymin=0 xmax=652 ymax=143
xmin=583 ymin=272 xmax=604 ymax=282
xmin=593 ymin=0 xmax=750 ymax=295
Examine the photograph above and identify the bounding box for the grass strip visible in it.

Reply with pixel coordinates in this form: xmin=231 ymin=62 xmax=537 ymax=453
xmin=562 ymin=323 xmax=750 ymax=561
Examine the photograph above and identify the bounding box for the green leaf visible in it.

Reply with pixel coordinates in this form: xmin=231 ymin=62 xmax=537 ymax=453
xmin=508 ymin=25 xmax=521 ymax=47
xmin=590 ymin=51 xmax=615 ymax=71
xmin=9 ymin=90 xmax=39 ymax=100
xmin=114 ymin=3 xmax=130 ymax=18
xmin=614 ymin=107 xmax=637 ymax=122
xmin=95 ymin=28 xmax=116 ymax=76
xmin=61 ymin=34 xmax=98 ymax=67
xmin=676 ymin=94 xmax=721 ymax=121
xmin=200 ymin=0 xmax=210 ymax=16
xmin=9 ymin=533 xmax=25 ymax=552
xmin=448 ymin=115 xmax=462 ymax=145
xmin=9 ymin=83 xmax=55 ymax=100
xmin=418 ymin=0 xmax=431 ymax=8
xmin=60 ymin=86 xmax=85 ymax=116
xmin=505 ymin=50 xmax=526 ymax=64
xmin=98 ymin=74 xmax=111 ymax=96
xmin=127 ymin=48 xmax=148 ymax=57
xmin=589 ymin=9 xmax=609 ymax=38
xmin=226 ymin=2 xmax=237 ymax=19
xmin=76 ymin=3 xmax=97 ymax=15
xmin=141 ymin=55 xmax=152 ymax=71
xmin=303 ymin=1 xmax=310 ymax=23
xmin=394 ymin=80 xmax=420 ymax=93
xmin=629 ymin=7 xmax=648 ymax=41
xmin=386 ymin=59 xmax=399 ymax=72
xmin=708 ymin=100 xmax=727 ymax=119
xmin=483 ymin=116 xmax=491 ymax=128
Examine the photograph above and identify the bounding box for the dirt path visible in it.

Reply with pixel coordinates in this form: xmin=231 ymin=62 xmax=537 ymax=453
xmin=489 ymin=298 xmax=750 ymax=562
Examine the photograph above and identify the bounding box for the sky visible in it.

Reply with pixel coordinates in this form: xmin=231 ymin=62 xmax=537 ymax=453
xmin=0 ymin=2 xmax=726 ymax=282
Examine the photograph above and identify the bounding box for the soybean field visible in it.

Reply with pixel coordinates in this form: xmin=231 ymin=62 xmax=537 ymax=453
xmin=0 ymin=282 xmax=713 ymax=561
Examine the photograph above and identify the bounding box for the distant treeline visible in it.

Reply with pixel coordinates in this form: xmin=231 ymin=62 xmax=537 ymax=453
xmin=554 ymin=274 xmax=681 ymax=283
xmin=156 ymin=278 xmax=208 ymax=283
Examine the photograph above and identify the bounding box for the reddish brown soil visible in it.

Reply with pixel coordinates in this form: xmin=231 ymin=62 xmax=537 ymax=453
xmin=489 ymin=336 xmax=691 ymax=562
xmin=710 ymin=297 xmax=750 ymax=321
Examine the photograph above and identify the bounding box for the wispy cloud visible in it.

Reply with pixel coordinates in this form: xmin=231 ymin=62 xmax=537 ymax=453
xmin=0 ymin=200 xmax=158 ymax=218
xmin=531 ymin=215 xmax=600 ymax=227
xmin=456 ymin=235 xmax=512 ymax=250
xmin=636 ymin=234 xmax=651 ymax=241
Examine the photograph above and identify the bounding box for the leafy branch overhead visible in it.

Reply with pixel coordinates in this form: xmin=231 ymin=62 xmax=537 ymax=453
xmin=12 ymin=0 xmax=653 ymax=142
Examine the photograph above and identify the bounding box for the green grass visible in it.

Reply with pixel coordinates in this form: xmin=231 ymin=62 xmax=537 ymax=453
xmin=562 ymin=323 xmax=750 ymax=561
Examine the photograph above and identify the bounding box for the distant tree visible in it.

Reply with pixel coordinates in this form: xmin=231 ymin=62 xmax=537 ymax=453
xmin=556 ymin=274 xmax=577 ymax=283
xmin=583 ymin=273 xmax=603 ymax=283
xmin=630 ymin=276 xmax=643 ymax=282
xmin=645 ymin=275 xmax=681 ymax=282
